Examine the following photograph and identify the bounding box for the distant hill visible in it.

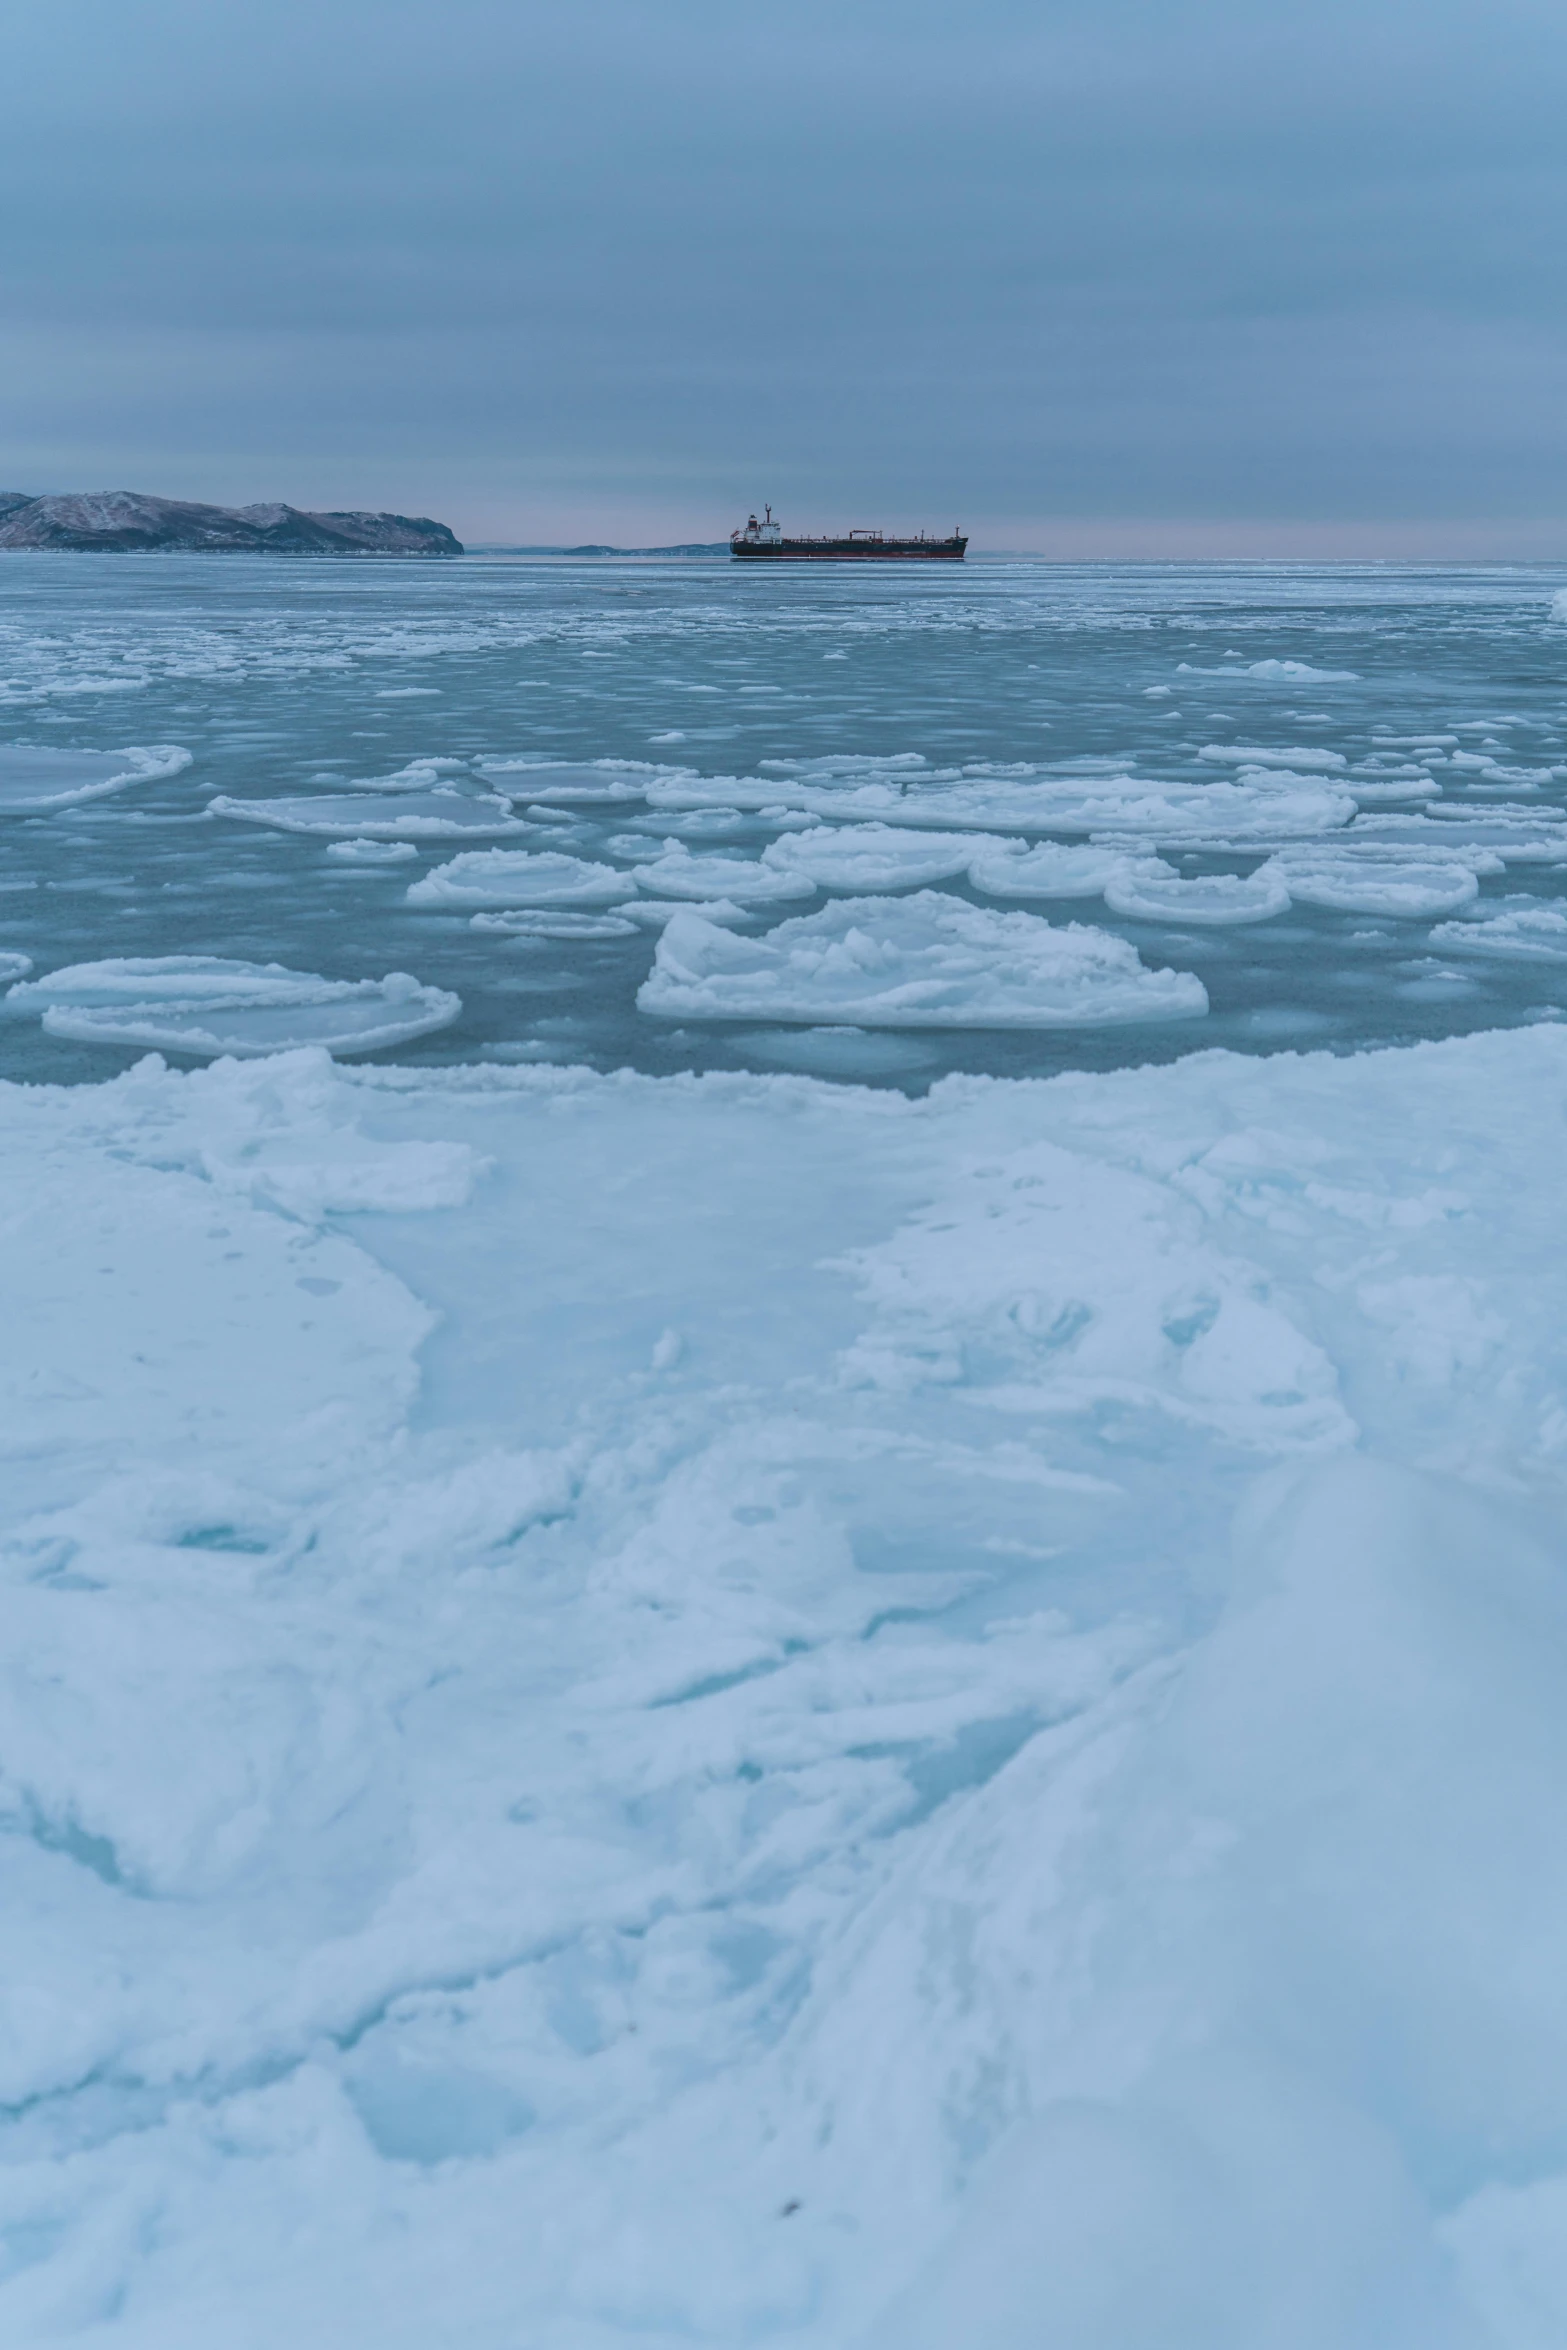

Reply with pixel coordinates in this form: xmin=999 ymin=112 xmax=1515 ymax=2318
xmin=0 ymin=491 xmax=462 ymax=556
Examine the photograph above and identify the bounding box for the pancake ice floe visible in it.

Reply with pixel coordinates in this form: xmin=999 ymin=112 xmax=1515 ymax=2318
xmin=469 ymin=909 xmax=640 ymax=939
xmin=967 ymin=842 xmax=1133 ymax=899
xmin=478 ymin=759 xmax=678 ymax=804
xmin=407 ymin=850 xmax=631 ymax=908
xmin=326 ymin=839 xmax=419 ymax=864
xmin=638 ymin=894 xmax=1208 ymax=1029
xmin=633 ymin=846 xmax=816 ymax=903
xmin=1104 ymin=863 xmax=1293 ymax=924
xmin=1429 ymin=903 xmax=1567 ymax=959
xmin=762 ymin=825 xmax=990 ymax=891
xmin=4 ymin=956 xmax=460 ymax=1057
xmin=0 ymin=743 xmax=191 ymax=811
xmin=210 ymin=792 xmax=527 ymax=838
xmin=1270 ymin=854 xmax=1481 ymax=918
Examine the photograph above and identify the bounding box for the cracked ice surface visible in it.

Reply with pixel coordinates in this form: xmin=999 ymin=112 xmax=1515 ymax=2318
xmin=5 ymin=1032 xmax=1567 ymax=2344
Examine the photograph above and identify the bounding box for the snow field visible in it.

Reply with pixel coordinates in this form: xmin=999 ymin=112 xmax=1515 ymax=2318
xmin=4 ymin=1030 xmax=1567 ymax=2343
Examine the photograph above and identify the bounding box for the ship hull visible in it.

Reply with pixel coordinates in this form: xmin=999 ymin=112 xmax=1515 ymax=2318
xmin=732 ymin=536 xmax=967 ymax=562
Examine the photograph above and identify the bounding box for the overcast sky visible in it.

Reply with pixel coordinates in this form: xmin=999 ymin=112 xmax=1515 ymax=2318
xmin=4 ymin=0 xmax=1566 ymax=550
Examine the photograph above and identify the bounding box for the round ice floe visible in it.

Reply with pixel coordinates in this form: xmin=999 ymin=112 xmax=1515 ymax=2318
xmin=6 ymin=957 xmax=459 ymax=1058
xmin=637 ymin=893 xmax=1209 ymax=1029
xmin=1103 ymin=862 xmax=1292 ymax=925
xmin=326 ymin=839 xmax=419 ymax=864
xmin=968 ymin=843 xmax=1132 ymax=899
xmin=210 ymin=792 xmax=527 ymax=839
xmin=1429 ymin=904 xmax=1567 ymax=960
xmin=1274 ymin=857 xmax=1480 ymax=917
xmin=0 ymin=952 xmax=32 ymax=980
xmin=0 ymin=743 xmax=191 ymax=811
xmin=406 ymin=851 xmax=631 ymax=909
xmin=634 ymin=846 xmax=816 ymax=903
xmin=469 ymin=910 xmax=640 ymax=939
xmin=762 ymin=825 xmax=986 ymax=892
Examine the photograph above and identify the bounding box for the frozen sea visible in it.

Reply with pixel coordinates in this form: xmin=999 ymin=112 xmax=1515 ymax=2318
xmin=4 ymin=555 xmax=1567 ymax=1080
xmin=5 ymin=555 xmax=1567 ymax=2348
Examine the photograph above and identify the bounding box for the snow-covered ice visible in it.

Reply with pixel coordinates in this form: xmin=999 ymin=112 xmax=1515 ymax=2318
xmin=8 ymin=552 xmax=1567 ymax=2346
xmin=5 ymin=1026 xmax=1567 ymax=2344
xmin=638 ymin=896 xmax=1210 ymax=1029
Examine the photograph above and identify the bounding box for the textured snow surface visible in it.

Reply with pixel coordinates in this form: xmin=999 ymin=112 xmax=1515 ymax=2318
xmin=5 ymin=1030 xmax=1567 ymax=2345
xmin=0 ymin=742 xmax=191 ymax=810
xmin=4 ymin=957 xmax=460 ymax=1057
xmin=638 ymin=895 xmax=1211 ymax=1029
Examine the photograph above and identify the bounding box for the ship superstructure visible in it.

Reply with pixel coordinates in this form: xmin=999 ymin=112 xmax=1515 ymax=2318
xmin=731 ymin=506 xmax=966 ymax=561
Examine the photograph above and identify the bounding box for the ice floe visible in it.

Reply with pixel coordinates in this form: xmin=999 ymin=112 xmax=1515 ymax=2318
xmin=761 ymin=825 xmax=987 ymax=891
xmin=1179 ymin=658 xmax=1361 ymax=681
xmin=4 ymin=956 xmax=460 ymax=1057
xmin=0 ymin=742 xmax=191 ymax=811
xmin=478 ymin=759 xmax=674 ymax=803
xmin=638 ymin=894 xmax=1209 ymax=1028
xmin=617 ymin=896 xmax=755 ymax=929
xmin=1429 ymin=902 xmax=1567 ymax=959
xmin=1271 ymin=853 xmax=1481 ymax=917
xmin=1199 ymin=743 xmax=1349 ymax=770
xmin=1104 ymin=861 xmax=1293 ymax=924
xmin=469 ymin=909 xmax=641 ymax=940
xmin=632 ymin=845 xmax=817 ymax=903
xmin=406 ymin=850 xmax=632 ymax=908
xmin=650 ymin=769 xmax=1356 ymax=842
xmin=341 ymin=757 xmax=471 ymax=791
xmin=211 ymin=792 xmax=528 ymax=838
xmin=967 ymin=842 xmax=1134 ymax=899
xmin=326 ymin=838 xmax=420 ymax=864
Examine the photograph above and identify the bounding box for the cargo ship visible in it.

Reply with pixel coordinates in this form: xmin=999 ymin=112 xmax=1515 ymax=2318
xmin=731 ymin=507 xmax=966 ymax=561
